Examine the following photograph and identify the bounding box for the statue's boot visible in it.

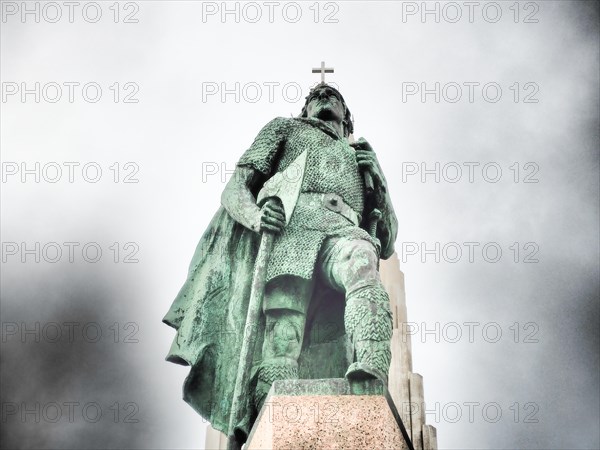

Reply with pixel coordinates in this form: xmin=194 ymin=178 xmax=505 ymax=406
xmin=253 ymin=357 xmax=299 ymax=412
xmin=344 ymin=283 xmax=393 ymax=384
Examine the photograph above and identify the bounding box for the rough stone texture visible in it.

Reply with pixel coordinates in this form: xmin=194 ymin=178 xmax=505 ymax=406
xmin=205 ymin=425 xmax=228 ymax=449
xmin=390 ymin=332 xmax=412 ymax=426
xmin=246 ymin=379 xmax=409 ymax=450
xmin=409 ymin=373 xmax=425 ymax=450
xmin=382 ymin=254 xmax=412 ymax=426
xmin=382 ymin=254 xmax=438 ymax=450
xmin=423 ymin=424 xmax=438 ymax=450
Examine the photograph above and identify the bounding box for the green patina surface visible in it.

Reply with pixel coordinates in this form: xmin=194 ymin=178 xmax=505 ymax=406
xmin=163 ymin=83 xmax=398 ymax=448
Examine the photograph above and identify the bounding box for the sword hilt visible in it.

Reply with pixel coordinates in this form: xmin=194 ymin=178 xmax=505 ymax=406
xmin=349 ymin=134 xmax=375 ymax=195
xmin=368 ymin=208 xmax=382 ymax=238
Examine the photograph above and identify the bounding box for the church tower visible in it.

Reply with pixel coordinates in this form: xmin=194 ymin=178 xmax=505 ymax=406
xmin=382 ymin=253 xmax=438 ymax=450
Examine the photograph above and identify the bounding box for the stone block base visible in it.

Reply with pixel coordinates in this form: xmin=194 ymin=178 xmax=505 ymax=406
xmin=246 ymin=378 xmax=412 ymax=450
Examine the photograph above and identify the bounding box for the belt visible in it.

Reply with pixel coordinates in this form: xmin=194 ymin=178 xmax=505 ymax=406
xmin=297 ymin=192 xmax=361 ymax=226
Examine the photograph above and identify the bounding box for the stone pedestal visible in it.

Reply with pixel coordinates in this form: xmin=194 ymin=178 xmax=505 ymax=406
xmin=246 ymin=378 xmax=413 ymax=450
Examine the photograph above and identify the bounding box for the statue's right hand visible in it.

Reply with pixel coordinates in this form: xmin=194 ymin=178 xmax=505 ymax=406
xmin=258 ymin=200 xmax=286 ymax=234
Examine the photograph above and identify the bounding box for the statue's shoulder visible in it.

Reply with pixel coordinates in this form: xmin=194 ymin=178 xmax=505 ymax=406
xmin=261 ymin=116 xmax=294 ymax=131
xmin=254 ymin=117 xmax=311 ymax=143
xmin=263 ymin=116 xmax=311 ymax=131
xmin=250 ymin=117 xmax=290 ymax=141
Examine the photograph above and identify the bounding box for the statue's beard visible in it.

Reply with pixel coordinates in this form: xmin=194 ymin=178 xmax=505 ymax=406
xmin=314 ymin=104 xmax=340 ymax=122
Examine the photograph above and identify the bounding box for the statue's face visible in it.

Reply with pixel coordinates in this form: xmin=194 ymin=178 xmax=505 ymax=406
xmin=305 ymin=86 xmax=345 ymax=123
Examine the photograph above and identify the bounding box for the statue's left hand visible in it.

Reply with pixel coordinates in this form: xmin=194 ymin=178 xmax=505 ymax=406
xmin=351 ymin=138 xmax=386 ymax=190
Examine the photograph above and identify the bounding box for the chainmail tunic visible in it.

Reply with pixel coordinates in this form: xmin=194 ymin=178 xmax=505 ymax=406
xmin=237 ymin=117 xmax=375 ymax=282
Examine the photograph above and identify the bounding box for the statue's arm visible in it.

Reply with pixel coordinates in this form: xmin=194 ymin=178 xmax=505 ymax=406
xmin=221 ymin=117 xmax=288 ymax=233
xmin=221 ymin=166 xmax=263 ymax=232
xmin=353 ymin=137 xmax=398 ymax=260
xmin=221 ymin=166 xmax=286 ymax=234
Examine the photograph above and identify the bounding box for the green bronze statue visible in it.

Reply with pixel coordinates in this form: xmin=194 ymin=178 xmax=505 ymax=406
xmin=163 ymin=82 xmax=398 ymax=447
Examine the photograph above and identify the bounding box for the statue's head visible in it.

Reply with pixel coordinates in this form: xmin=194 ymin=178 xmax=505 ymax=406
xmin=300 ymin=83 xmax=354 ymax=137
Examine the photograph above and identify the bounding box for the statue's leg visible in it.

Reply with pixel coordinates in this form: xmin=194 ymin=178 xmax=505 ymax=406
xmin=319 ymin=236 xmax=393 ymax=383
xmin=253 ymin=276 xmax=313 ymax=411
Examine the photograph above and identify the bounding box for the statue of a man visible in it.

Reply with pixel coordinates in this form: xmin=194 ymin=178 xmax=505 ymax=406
xmin=163 ymin=83 xmax=398 ymax=443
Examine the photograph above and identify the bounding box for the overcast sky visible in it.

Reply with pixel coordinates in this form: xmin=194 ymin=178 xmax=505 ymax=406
xmin=1 ymin=1 xmax=599 ymax=449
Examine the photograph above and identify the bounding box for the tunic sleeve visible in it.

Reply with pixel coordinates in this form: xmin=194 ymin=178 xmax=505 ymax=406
xmin=237 ymin=117 xmax=288 ymax=176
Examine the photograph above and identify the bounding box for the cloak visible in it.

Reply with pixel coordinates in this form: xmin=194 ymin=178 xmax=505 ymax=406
xmin=163 ymin=204 xmax=349 ymax=440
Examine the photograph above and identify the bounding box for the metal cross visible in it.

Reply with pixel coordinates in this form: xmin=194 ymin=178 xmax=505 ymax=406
xmin=312 ymin=61 xmax=334 ymax=83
